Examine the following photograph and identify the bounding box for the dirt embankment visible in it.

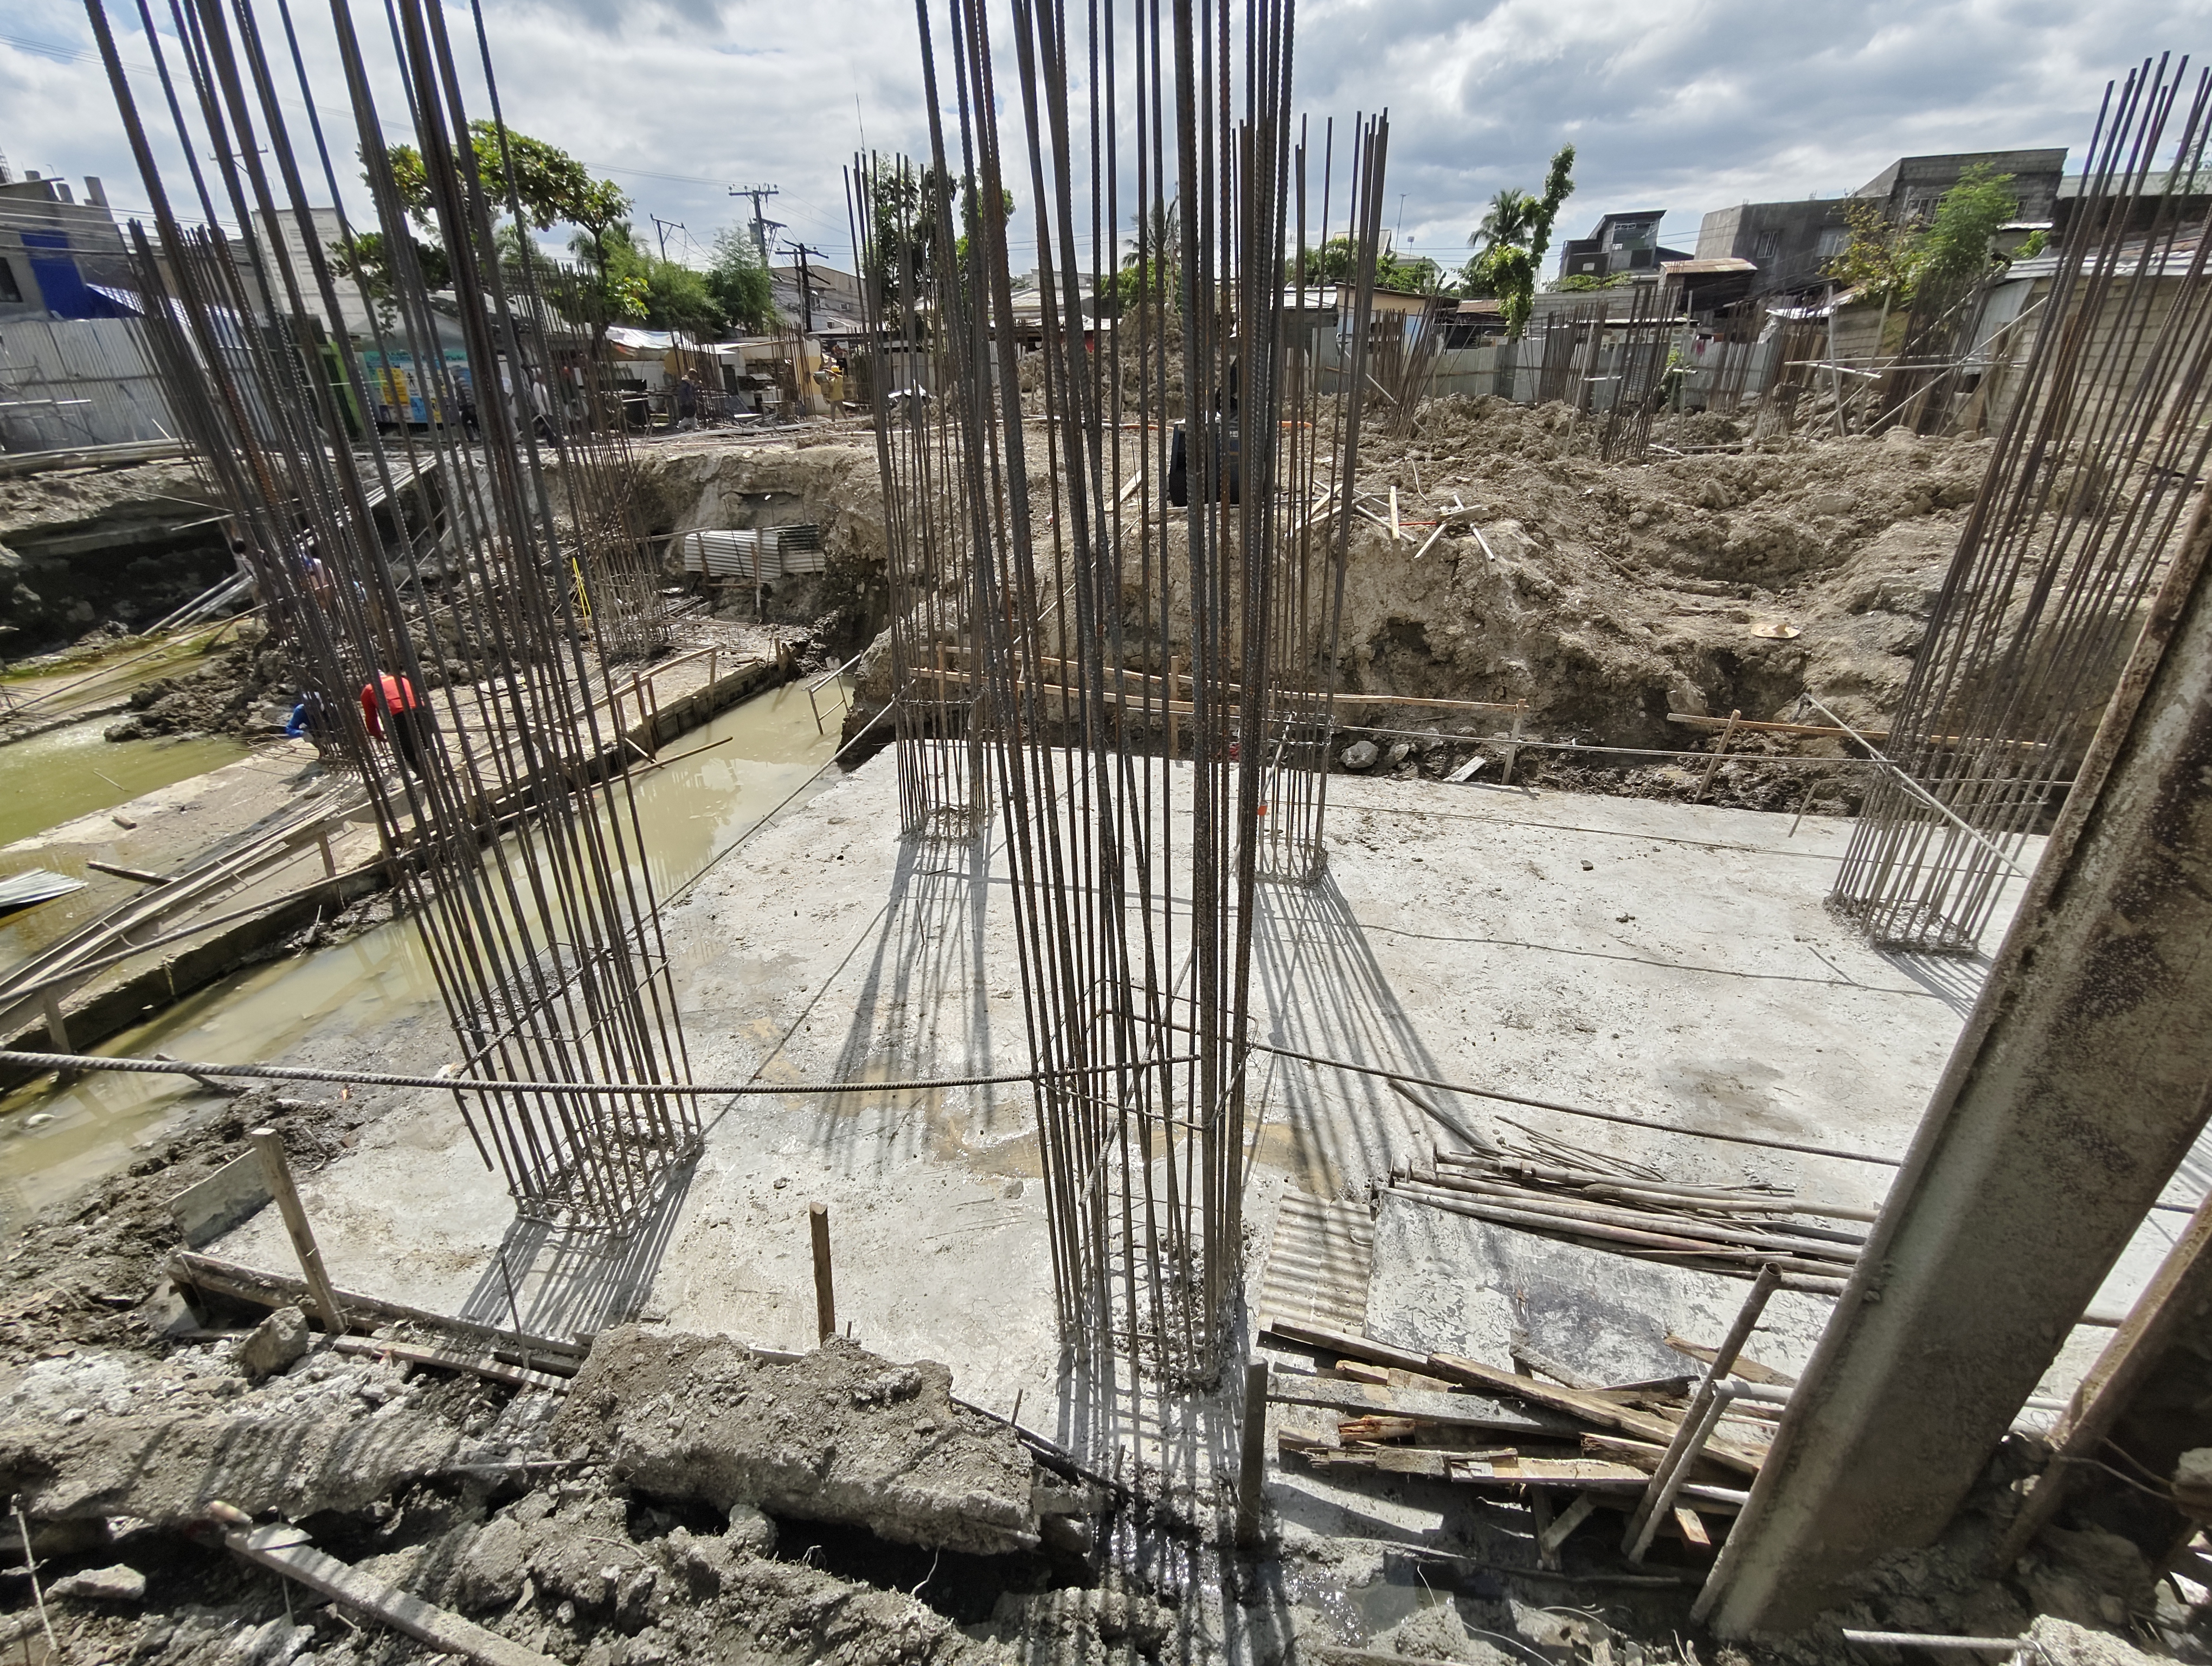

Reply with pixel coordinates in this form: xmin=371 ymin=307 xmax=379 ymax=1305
xmin=1336 ymin=398 xmax=1988 ymax=742
xmin=813 ymin=398 xmax=1991 ymax=803
xmin=619 ymin=437 xmax=888 ymax=654
xmin=0 ymin=460 xmax=239 ymax=657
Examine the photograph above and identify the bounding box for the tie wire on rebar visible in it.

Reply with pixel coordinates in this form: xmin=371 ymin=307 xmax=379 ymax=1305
xmin=86 ymin=0 xmax=695 ymax=1229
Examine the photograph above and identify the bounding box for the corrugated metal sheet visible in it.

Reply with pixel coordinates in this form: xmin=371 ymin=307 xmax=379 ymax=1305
xmin=0 ymin=317 xmax=177 ymax=451
xmin=1257 ymin=1189 xmax=1375 ymax=1337
xmin=0 ymin=869 xmax=88 ymax=917
xmin=678 ymin=526 xmax=826 ymax=581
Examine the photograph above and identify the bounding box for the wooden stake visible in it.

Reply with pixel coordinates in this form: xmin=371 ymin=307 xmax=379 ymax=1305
xmin=1235 ymin=1360 xmax=1269 ymax=1548
xmin=249 ymin=1127 xmax=344 ymax=1336
xmin=1697 ymin=709 xmax=1742 ymax=800
xmin=809 ymin=1202 xmax=835 ymax=1344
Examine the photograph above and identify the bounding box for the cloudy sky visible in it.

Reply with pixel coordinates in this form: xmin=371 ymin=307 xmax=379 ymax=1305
xmin=4 ymin=0 xmax=2207 ymax=280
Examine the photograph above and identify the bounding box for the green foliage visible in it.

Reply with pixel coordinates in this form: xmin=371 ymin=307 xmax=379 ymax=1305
xmin=2015 ymin=227 xmax=2048 ymax=260
xmin=329 ymin=228 xmax=449 ymax=310
xmin=862 ymin=161 xmax=953 ymax=315
xmin=1457 ymin=144 xmax=1576 ymax=336
xmin=1824 ymin=164 xmax=2021 ymax=305
xmin=706 ymin=228 xmax=777 ymax=334
xmin=381 ymin=122 xmax=625 ymax=242
xmin=1551 ymin=271 xmax=1630 ymax=292
xmin=1918 ymin=163 xmax=2021 ymax=291
xmin=1293 ymin=236 xmax=1441 ymax=294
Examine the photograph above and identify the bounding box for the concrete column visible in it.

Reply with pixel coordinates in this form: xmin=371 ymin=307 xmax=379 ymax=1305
xmin=1701 ymin=515 xmax=2212 ymax=1634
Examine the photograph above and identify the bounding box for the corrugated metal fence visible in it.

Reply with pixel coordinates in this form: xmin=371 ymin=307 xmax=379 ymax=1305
xmin=0 ymin=318 xmax=177 ymax=451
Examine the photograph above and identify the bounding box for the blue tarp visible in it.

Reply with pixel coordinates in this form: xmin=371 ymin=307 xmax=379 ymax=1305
xmin=18 ymin=232 xmax=135 ymax=321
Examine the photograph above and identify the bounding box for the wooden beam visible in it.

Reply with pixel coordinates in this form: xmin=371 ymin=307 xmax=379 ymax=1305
xmin=1426 ymin=1352 xmax=1768 ymax=1477
xmin=1994 ymin=1186 xmax=2212 ymax=1565
xmin=226 ymin=1524 xmax=558 ymax=1666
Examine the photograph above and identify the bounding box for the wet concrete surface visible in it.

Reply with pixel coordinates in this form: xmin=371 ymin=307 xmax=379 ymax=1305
xmin=204 ymin=758 xmax=2042 ymax=1495
xmin=0 ymin=674 xmax=844 ymax=1232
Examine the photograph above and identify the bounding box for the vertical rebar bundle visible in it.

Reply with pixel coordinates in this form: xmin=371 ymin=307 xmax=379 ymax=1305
xmin=1832 ymin=57 xmax=2212 ymax=953
xmin=850 ymin=155 xmax=991 ymax=836
xmin=863 ymin=0 xmax=1381 ymax=1378
xmin=88 ymin=0 xmax=695 ymax=1227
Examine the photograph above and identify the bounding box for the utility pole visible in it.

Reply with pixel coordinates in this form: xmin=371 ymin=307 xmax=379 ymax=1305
xmin=650 ymin=215 xmax=685 ymax=264
xmin=728 ymin=184 xmax=780 ymax=267
xmin=784 ymin=241 xmax=830 ymax=334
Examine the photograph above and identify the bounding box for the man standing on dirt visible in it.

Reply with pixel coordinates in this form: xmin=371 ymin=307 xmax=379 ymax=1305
xmin=359 ymin=670 xmax=430 ymax=780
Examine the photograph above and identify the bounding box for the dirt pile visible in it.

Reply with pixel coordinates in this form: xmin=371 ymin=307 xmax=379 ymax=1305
xmin=787 ymin=396 xmax=1996 ymax=798
xmin=614 ymin=437 xmax=888 ymax=651
xmin=1332 ymin=397 xmax=1991 ymax=740
xmin=0 ymin=459 xmax=239 ymax=655
xmin=556 ymin=1329 xmax=1063 ymax=1557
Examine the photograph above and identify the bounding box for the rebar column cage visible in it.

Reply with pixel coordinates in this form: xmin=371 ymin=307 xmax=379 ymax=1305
xmin=850 ymin=154 xmax=992 ymax=839
xmin=870 ymin=0 xmax=1385 ymax=1380
xmin=88 ymin=0 xmax=698 ymax=1228
xmin=1831 ymin=56 xmax=2212 ymax=954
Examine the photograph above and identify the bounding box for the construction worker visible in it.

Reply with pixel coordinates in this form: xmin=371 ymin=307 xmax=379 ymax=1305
xmin=360 ymin=670 xmax=430 ymax=779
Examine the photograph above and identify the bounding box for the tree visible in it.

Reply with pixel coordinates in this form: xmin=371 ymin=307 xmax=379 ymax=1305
xmin=341 ymin=123 xmax=628 ymax=319
xmin=331 ymin=228 xmax=449 ymax=319
xmin=706 ymin=228 xmax=777 ymax=335
xmin=1294 ymin=236 xmax=1439 ymax=293
xmin=1917 ymin=163 xmax=2021 ymax=293
xmin=1471 ymin=189 xmax=1536 ymax=256
xmin=861 ymin=160 xmax=952 ymax=317
xmin=1457 ymin=144 xmax=1576 ymax=336
xmin=1824 ymin=164 xmax=2021 ymax=306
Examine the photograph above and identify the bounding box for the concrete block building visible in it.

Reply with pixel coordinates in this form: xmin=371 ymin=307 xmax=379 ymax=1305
xmin=1696 ymin=148 xmax=2068 ymax=302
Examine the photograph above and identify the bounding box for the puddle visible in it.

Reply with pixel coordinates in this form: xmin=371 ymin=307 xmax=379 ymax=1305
xmin=0 ymin=720 xmax=248 ymax=848
xmin=0 ymin=676 xmax=846 ymax=1229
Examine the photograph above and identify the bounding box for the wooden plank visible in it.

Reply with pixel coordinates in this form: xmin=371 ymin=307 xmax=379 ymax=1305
xmin=1674 ymin=1505 xmax=1712 ymax=1549
xmin=168 ymin=1151 xmax=272 ymax=1248
xmin=1994 ymin=1187 xmax=2212 ymax=1566
xmin=1261 ymin=1316 xmax=1434 ymax=1375
xmin=168 ymin=1250 xmax=587 ymax=1372
xmin=1425 ymin=1351 xmax=1769 ymax=1477
xmin=1538 ymin=1493 xmax=1598 ymax=1556
xmin=1666 ymin=1335 xmax=1798 ymax=1387
xmin=226 ymin=1526 xmax=558 ymax=1666
xmin=327 ymin=1336 xmax=567 ymax=1393
xmin=1267 ymin=1371 xmax=1583 ymax=1439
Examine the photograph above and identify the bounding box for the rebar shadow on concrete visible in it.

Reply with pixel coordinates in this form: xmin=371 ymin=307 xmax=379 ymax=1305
xmin=454 ymin=1159 xmax=698 ymax=1342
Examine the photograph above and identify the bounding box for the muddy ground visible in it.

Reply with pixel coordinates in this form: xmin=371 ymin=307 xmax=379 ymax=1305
xmin=0 ymin=1078 xmax=2194 ymax=1666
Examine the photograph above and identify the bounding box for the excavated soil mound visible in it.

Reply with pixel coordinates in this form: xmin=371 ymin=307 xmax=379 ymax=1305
xmin=556 ymin=1329 xmax=1049 ymax=1556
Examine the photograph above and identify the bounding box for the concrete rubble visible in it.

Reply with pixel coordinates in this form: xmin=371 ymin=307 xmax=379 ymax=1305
xmin=554 ymin=1329 xmax=1057 ymax=1556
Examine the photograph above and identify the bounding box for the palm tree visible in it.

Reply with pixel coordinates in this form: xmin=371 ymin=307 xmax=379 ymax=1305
xmin=1471 ymin=188 xmax=1535 ymax=254
xmin=1125 ymin=198 xmax=1181 ymax=269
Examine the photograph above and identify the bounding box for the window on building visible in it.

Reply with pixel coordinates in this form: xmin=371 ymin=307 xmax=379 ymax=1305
xmin=0 ymin=258 xmax=21 ymax=303
xmin=1817 ymin=226 xmax=1850 ymax=259
xmin=1754 ymin=230 xmax=1781 ymax=263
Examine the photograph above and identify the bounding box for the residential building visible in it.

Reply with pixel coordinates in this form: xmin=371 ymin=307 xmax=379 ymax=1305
xmin=251 ymin=206 xmax=377 ymax=339
xmin=1556 ymin=210 xmax=1692 ymax=283
xmin=0 ymin=175 xmax=136 ymax=320
xmin=1696 ymin=149 xmax=2069 ymax=302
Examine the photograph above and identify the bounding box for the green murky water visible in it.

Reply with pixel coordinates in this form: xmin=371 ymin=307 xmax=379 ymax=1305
xmin=0 ymin=677 xmax=846 ymax=1227
xmin=0 ymin=721 xmax=249 ymax=848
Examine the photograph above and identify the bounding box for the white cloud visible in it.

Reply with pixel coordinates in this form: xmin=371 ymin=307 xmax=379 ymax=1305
xmin=4 ymin=0 xmax=2209 ymax=279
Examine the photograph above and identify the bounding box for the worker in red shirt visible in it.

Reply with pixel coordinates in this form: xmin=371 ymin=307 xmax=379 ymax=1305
xmin=360 ymin=670 xmax=429 ymax=779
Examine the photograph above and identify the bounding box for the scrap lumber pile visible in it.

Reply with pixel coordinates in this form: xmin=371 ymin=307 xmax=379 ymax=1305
xmin=1386 ymin=1144 xmax=1869 ymax=1289
xmin=1262 ymin=1296 xmax=1793 ymax=1566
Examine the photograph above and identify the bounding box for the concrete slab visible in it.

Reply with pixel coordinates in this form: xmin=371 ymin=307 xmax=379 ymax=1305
xmin=215 ymin=757 xmax=2041 ymax=1483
